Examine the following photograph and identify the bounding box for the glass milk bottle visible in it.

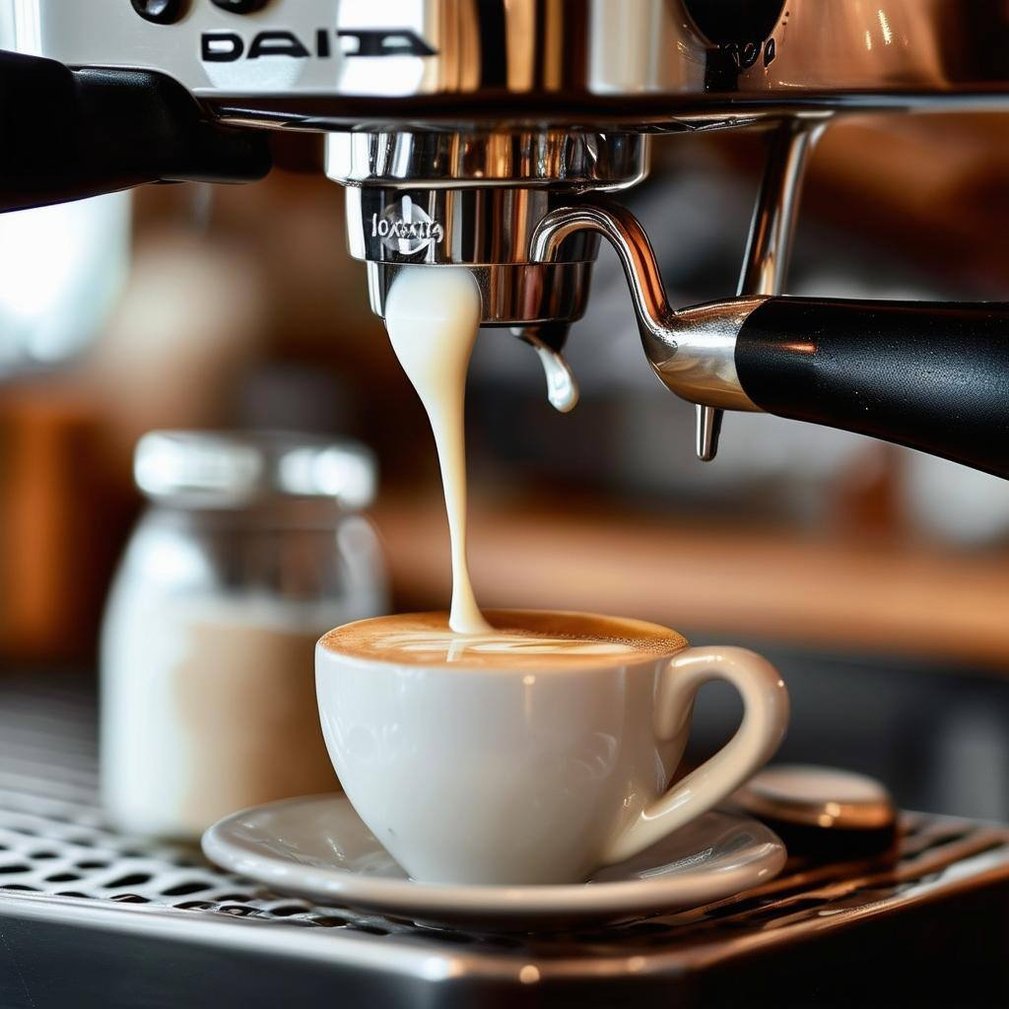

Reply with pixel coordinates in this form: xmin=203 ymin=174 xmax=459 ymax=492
xmin=100 ymin=431 xmax=387 ymax=840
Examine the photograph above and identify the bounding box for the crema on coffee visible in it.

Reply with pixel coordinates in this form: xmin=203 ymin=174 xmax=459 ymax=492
xmin=321 ymin=610 xmax=686 ymax=669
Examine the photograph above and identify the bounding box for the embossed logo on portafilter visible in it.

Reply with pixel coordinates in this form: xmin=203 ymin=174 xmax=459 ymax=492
xmin=370 ymin=196 xmax=444 ymax=256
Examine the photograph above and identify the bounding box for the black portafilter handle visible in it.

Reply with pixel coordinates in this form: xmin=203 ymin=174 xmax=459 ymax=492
xmin=733 ymin=297 xmax=1009 ymax=478
xmin=0 ymin=50 xmax=271 ymax=212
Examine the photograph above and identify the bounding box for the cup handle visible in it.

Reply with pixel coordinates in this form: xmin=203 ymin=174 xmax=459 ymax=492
xmin=603 ymin=646 xmax=789 ymax=865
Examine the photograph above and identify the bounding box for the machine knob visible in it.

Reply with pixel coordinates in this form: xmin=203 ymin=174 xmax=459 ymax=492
xmin=131 ymin=0 xmax=189 ymax=24
xmin=210 ymin=0 xmax=270 ymax=12
xmin=683 ymin=0 xmax=786 ymax=88
xmin=683 ymin=0 xmax=786 ymax=47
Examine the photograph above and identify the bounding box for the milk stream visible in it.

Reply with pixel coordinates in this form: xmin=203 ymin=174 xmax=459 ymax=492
xmin=385 ymin=266 xmax=491 ymax=634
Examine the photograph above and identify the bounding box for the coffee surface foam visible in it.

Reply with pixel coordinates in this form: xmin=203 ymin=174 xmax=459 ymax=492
xmin=321 ymin=610 xmax=686 ymax=669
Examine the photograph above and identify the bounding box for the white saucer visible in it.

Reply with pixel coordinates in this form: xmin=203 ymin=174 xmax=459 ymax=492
xmin=203 ymin=795 xmax=786 ymax=931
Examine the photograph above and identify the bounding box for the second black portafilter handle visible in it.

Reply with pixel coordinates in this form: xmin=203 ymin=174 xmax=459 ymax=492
xmin=734 ymin=298 xmax=1009 ymax=478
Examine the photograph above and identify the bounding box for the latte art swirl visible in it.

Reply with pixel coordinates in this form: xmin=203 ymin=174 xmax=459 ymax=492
xmin=378 ymin=629 xmax=633 ymax=660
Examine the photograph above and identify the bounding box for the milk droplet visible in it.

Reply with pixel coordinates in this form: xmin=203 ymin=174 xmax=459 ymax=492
xmin=534 ymin=344 xmax=580 ymax=413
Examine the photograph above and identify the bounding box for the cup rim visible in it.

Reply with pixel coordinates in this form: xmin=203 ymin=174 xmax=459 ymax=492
xmin=316 ymin=607 xmax=688 ymax=673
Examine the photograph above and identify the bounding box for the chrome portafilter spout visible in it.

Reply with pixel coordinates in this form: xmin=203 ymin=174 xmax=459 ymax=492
xmin=530 ymin=200 xmax=1009 ymax=480
xmin=326 ymin=129 xmax=648 ymax=412
xmin=530 ymin=201 xmax=764 ymax=416
xmin=532 ymin=118 xmax=822 ymax=456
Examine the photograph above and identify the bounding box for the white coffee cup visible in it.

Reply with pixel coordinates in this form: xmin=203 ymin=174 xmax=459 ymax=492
xmin=316 ymin=610 xmax=788 ymax=885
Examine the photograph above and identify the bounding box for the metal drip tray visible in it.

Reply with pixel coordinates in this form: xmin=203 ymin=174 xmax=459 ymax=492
xmin=1 ymin=676 xmax=1008 ymax=1008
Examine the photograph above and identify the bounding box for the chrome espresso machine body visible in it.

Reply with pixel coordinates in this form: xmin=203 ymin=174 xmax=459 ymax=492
xmin=3 ymin=0 xmax=1009 ymax=471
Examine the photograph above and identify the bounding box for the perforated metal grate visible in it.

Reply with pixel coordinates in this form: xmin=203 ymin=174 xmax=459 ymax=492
xmin=0 ymin=675 xmax=443 ymax=942
xmin=1 ymin=673 xmax=1009 ymax=979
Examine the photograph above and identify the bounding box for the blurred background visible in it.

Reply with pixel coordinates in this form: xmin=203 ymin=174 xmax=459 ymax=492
xmin=3 ymin=114 xmax=1009 ymax=823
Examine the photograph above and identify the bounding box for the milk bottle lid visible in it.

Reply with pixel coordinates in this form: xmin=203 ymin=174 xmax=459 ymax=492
xmin=134 ymin=430 xmax=377 ymax=510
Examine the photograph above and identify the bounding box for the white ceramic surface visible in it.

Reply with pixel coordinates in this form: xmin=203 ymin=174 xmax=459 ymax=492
xmin=316 ymin=612 xmax=789 ymax=885
xmin=202 ymin=794 xmax=787 ymax=931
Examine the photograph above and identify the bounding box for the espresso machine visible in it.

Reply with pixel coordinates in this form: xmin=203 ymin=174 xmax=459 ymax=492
xmin=2 ymin=0 xmax=1008 ymax=474
xmin=2 ymin=3 xmax=1009 ymax=1007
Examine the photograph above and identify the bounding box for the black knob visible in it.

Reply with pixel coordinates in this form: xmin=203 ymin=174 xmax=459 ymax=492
xmin=131 ymin=0 xmax=189 ymax=24
xmin=683 ymin=0 xmax=786 ymax=47
xmin=210 ymin=0 xmax=270 ymax=12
